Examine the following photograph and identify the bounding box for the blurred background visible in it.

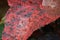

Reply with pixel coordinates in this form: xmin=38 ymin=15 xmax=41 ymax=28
xmin=28 ymin=18 xmax=60 ymax=40
xmin=0 ymin=0 xmax=60 ymax=40
xmin=0 ymin=0 xmax=9 ymax=20
xmin=0 ymin=0 xmax=9 ymax=40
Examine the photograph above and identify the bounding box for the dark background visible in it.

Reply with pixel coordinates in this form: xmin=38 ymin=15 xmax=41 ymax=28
xmin=28 ymin=18 xmax=60 ymax=40
xmin=0 ymin=0 xmax=9 ymax=40
xmin=0 ymin=0 xmax=9 ymax=20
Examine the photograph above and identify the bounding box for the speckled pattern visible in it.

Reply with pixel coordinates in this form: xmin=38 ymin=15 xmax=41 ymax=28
xmin=2 ymin=0 xmax=60 ymax=40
